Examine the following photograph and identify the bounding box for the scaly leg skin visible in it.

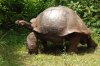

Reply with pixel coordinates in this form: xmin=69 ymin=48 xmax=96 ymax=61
xmin=27 ymin=32 xmax=38 ymax=54
xmin=80 ymin=35 xmax=97 ymax=49
xmin=87 ymin=36 xmax=98 ymax=49
xmin=68 ymin=34 xmax=80 ymax=53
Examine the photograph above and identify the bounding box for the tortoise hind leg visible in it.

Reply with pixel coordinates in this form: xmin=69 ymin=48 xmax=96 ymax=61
xmin=86 ymin=36 xmax=98 ymax=49
xmin=80 ymin=34 xmax=98 ymax=49
xmin=68 ymin=34 xmax=80 ymax=53
xmin=27 ymin=32 xmax=38 ymax=54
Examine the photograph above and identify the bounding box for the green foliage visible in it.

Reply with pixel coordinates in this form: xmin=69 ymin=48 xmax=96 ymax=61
xmin=66 ymin=0 xmax=100 ymax=33
xmin=0 ymin=0 xmax=100 ymax=33
xmin=0 ymin=0 xmax=25 ymax=31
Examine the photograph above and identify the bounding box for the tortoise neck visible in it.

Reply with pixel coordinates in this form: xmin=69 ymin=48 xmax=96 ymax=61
xmin=23 ymin=22 xmax=33 ymax=31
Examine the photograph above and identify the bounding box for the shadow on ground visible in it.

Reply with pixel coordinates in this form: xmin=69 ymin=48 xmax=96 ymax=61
xmin=42 ymin=44 xmax=97 ymax=55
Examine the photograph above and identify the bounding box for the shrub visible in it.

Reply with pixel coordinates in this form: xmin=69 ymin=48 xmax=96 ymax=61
xmin=0 ymin=0 xmax=100 ymax=33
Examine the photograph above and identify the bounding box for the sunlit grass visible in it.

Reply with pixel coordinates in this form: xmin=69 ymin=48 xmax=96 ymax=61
xmin=0 ymin=31 xmax=100 ymax=66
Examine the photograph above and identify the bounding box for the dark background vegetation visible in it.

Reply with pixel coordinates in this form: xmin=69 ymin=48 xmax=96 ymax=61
xmin=0 ymin=0 xmax=100 ymax=66
xmin=0 ymin=0 xmax=100 ymax=33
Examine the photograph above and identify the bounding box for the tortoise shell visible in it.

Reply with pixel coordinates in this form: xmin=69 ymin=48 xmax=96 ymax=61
xmin=31 ymin=6 xmax=91 ymax=36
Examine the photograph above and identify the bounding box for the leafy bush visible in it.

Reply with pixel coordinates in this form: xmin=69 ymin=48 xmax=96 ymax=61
xmin=66 ymin=0 xmax=100 ymax=33
xmin=0 ymin=0 xmax=100 ymax=33
xmin=0 ymin=0 xmax=25 ymax=31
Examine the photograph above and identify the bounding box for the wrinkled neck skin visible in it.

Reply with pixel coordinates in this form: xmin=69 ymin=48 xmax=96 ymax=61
xmin=22 ymin=22 xmax=33 ymax=31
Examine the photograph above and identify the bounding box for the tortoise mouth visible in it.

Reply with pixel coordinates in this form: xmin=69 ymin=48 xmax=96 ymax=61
xmin=15 ymin=20 xmax=26 ymax=26
xmin=15 ymin=20 xmax=20 ymax=25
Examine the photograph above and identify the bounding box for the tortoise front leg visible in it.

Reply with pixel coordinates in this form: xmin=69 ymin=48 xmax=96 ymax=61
xmin=27 ymin=32 xmax=38 ymax=54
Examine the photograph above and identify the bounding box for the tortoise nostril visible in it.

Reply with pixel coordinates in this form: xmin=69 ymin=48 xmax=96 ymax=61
xmin=15 ymin=21 xmax=18 ymax=24
xmin=15 ymin=20 xmax=20 ymax=24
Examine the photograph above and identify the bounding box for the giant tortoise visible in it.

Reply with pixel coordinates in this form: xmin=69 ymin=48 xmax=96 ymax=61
xmin=16 ymin=6 xmax=97 ymax=54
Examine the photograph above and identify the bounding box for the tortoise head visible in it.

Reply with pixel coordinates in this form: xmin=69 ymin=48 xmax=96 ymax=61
xmin=15 ymin=20 xmax=28 ymax=26
xmin=15 ymin=20 xmax=33 ymax=30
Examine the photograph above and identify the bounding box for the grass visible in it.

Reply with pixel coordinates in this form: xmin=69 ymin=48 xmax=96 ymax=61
xmin=0 ymin=30 xmax=100 ymax=66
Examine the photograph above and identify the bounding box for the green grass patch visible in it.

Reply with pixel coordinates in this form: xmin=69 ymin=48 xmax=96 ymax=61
xmin=0 ymin=31 xmax=100 ymax=66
